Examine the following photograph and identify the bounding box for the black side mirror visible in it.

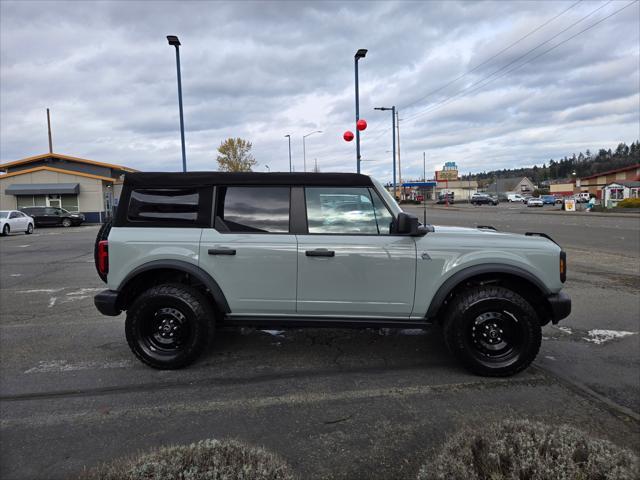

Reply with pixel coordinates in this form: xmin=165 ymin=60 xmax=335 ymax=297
xmin=395 ymin=212 xmax=427 ymax=236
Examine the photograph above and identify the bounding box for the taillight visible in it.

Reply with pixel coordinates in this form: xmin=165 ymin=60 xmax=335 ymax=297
xmin=98 ymin=240 xmax=109 ymax=276
xmin=559 ymin=251 xmax=566 ymax=283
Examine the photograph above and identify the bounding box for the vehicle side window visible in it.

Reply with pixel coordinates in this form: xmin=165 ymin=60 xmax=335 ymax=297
xmin=44 ymin=208 xmax=57 ymax=215
xmin=128 ymin=188 xmax=200 ymax=224
xmin=305 ymin=187 xmax=386 ymax=235
xmin=9 ymin=212 xmax=19 ymax=218
xmin=370 ymin=189 xmax=394 ymax=234
xmin=216 ymin=187 xmax=290 ymax=233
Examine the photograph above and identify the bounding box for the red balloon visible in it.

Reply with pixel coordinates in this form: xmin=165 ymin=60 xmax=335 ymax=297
xmin=343 ymin=130 xmax=354 ymax=142
xmin=357 ymin=119 xmax=367 ymax=131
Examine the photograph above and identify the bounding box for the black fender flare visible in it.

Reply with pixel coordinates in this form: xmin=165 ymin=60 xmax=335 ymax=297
xmin=117 ymin=260 xmax=230 ymax=313
xmin=425 ymin=263 xmax=551 ymax=320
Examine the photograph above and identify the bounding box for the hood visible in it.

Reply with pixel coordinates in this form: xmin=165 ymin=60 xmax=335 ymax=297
xmin=424 ymin=225 xmax=561 ymax=251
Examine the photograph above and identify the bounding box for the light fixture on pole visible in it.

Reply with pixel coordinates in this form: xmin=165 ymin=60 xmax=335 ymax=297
xmin=284 ymin=134 xmax=292 ymax=172
xmin=354 ymin=48 xmax=367 ymax=174
xmin=167 ymin=35 xmax=187 ymax=172
xmin=303 ymin=130 xmax=322 ymax=172
xmin=374 ymin=106 xmax=396 ymax=198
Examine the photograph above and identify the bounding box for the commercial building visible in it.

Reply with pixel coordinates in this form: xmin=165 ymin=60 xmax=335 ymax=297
xmin=0 ymin=153 xmax=136 ymax=222
xmin=602 ymin=180 xmax=640 ymax=207
xmin=577 ymin=164 xmax=640 ymax=199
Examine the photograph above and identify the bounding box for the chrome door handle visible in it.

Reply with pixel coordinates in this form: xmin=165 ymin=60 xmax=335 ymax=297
xmin=305 ymin=249 xmax=335 ymax=257
xmin=208 ymin=248 xmax=236 ymax=255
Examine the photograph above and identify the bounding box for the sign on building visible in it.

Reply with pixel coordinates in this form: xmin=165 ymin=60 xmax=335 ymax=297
xmin=436 ymin=169 xmax=458 ymax=181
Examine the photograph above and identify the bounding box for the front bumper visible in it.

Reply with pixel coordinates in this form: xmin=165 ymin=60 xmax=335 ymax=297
xmin=94 ymin=289 xmax=121 ymax=316
xmin=547 ymin=291 xmax=571 ymax=324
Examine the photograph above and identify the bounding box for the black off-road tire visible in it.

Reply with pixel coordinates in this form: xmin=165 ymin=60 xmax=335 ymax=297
xmin=94 ymin=220 xmax=112 ymax=282
xmin=125 ymin=284 xmax=214 ymax=369
xmin=443 ymin=285 xmax=541 ymax=377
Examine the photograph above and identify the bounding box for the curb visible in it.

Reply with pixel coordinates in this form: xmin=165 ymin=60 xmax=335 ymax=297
xmin=518 ymin=210 xmax=640 ymax=218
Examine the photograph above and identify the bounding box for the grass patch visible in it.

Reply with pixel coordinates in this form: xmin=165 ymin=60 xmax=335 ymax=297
xmin=77 ymin=439 xmax=296 ymax=480
xmin=417 ymin=419 xmax=638 ymax=480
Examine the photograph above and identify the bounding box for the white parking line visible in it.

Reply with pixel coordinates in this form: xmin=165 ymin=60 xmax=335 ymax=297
xmin=24 ymin=360 xmax=133 ymax=374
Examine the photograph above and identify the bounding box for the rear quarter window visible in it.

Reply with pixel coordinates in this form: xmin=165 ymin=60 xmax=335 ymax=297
xmin=121 ymin=187 xmax=212 ymax=227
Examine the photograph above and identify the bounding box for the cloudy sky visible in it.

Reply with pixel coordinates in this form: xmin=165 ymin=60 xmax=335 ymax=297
xmin=1 ymin=0 xmax=638 ymax=181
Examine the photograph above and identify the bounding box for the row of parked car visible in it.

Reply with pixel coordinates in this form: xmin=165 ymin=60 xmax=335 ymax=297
xmin=0 ymin=207 xmax=85 ymax=236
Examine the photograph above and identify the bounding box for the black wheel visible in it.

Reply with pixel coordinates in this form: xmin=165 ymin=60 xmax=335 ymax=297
xmin=26 ymin=223 xmax=34 ymax=234
xmin=125 ymin=284 xmax=214 ymax=369
xmin=443 ymin=286 xmax=541 ymax=377
xmin=94 ymin=220 xmax=112 ymax=282
xmin=62 ymin=218 xmax=72 ymax=227
xmin=2 ymin=224 xmax=9 ymax=236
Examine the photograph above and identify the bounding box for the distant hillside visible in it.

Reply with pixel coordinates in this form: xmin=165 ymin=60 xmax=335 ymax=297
xmin=467 ymin=141 xmax=639 ymax=186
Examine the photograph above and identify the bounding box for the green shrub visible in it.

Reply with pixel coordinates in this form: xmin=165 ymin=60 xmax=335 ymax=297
xmin=417 ymin=419 xmax=639 ymax=480
xmin=78 ymin=439 xmax=296 ymax=480
xmin=617 ymin=198 xmax=640 ymax=208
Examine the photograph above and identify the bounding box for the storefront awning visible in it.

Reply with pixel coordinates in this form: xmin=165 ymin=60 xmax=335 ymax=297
xmin=5 ymin=183 xmax=80 ymax=195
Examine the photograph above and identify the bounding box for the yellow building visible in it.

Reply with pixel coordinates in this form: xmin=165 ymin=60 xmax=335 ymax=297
xmin=0 ymin=153 xmax=136 ymax=222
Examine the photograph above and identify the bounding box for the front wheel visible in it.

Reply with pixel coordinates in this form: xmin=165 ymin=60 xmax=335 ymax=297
xmin=125 ymin=284 xmax=214 ymax=369
xmin=443 ymin=286 xmax=541 ymax=377
xmin=2 ymin=224 xmax=9 ymax=236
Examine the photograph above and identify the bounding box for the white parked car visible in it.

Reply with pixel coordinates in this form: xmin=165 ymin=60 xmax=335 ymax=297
xmin=527 ymin=198 xmax=544 ymax=207
xmin=507 ymin=193 xmax=524 ymax=202
xmin=0 ymin=210 xmax=35 ymax=236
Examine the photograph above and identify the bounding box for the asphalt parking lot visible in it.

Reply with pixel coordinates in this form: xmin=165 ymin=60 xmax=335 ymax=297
xmin=1 ymin=209 xmax=639 ymax=480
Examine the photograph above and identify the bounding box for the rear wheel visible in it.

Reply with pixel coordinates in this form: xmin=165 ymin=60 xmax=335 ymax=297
xmin=443 ymin=285 xmax=541 ymax=377
xmin=62 ymin=218 xmax=72 ymax=227
xmin=125 ymin=284 xmax=214 ymax=369
xmin=26 ymin=223 xmax=34 ymax=234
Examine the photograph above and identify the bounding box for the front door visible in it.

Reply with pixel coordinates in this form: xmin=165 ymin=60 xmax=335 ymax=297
xmin=46 ymin=195 xmax=61 ymax=208
xmin=296 ymin=186 xmax=417 ymax=317
xmin=199 ymin=186 xmax=298 ymax=315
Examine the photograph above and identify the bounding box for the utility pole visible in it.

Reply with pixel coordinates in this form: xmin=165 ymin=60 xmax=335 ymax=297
xmin=396 ymin=110 xmax=402 ymax=201
xmin=423 ymin=152 xmax=426 ymax=181
xmin=167 ymin=35 xmax=187 ymax=172
xmin=46 ymin=108 xmax=53 ymax=153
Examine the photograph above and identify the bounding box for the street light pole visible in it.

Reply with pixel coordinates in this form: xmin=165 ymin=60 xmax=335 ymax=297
xmin=303 ymin=130 xmax=322 ymax=173
xmin=354 ymin=49 xmax=367 ymax=174
xmin=374 ymin=106 xmax=396 ymax=198
xmin=167 ymin=35 xmax=187 ymax=172
xmin=284 ymin=134 xmax=292 ymax=172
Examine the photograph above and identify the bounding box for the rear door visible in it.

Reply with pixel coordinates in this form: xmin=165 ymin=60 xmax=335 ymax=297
xmin=199 ymin=186 xmax=298 ymax=315
xmin=296 ymin=186 xmax=417 ymax=317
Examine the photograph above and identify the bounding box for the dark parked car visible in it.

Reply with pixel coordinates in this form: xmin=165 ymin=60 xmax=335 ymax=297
xmin=19 ymin=207 xmax=85 ymax=227
xmin=470 ymin=193 xmax=499 ymax=205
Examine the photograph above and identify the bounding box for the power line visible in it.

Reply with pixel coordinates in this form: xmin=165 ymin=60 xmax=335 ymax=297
xmin=368 ymin=0 xmax=585 ymax=141
xmin=404 ymin=0 xmax=637 ymax=124
xmin=402 ymin=0 xmax=614 ymax=124
xmin=370 ymin=0 xmax=617 ymax=142
xmin=400 ymin=0 xmax=584 ymax=112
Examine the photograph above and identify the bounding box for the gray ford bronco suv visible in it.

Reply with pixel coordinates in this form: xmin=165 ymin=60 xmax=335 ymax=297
xmin=94 ymin=172 xmax=570 ymax=376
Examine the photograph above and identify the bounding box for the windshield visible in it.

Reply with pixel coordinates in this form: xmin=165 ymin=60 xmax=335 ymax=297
xmin=371 ymin=177 xmax=401 ymax=216
xmin=0 ymin=211 xmax=9 ymax=218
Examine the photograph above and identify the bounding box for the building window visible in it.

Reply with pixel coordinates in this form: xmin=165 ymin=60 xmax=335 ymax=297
xmin=630 ymin=188 xmax=639 ymax=199
xmin=16 ymin=195 xmax=47 ymax=209
xmin=61 ymin=195 xmax=79 ymax=211
xmin=610 ymin=188 xmax=624 ymax=200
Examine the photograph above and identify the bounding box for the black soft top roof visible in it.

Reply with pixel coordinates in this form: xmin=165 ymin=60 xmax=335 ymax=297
xmin=124 ymin=171 xmax=374 ymax=187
